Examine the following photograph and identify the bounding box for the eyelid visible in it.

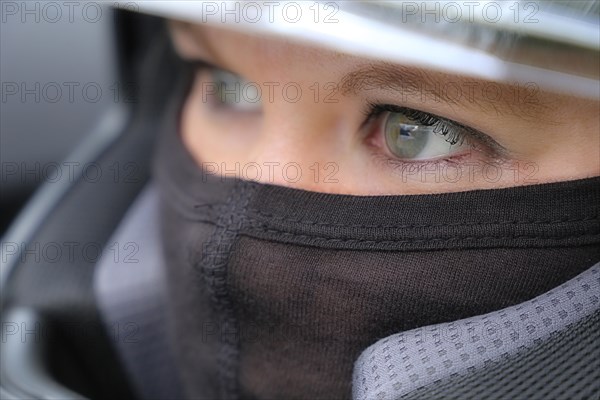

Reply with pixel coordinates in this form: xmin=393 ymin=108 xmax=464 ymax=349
xmin=365 ymin=103 xmax=509 ymax=158
xmin=182 ymin=56 xmax=238 ymax=77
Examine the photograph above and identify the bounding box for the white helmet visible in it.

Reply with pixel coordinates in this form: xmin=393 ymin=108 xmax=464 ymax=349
xmin=113 ymin=0 xmax=600 ymax=98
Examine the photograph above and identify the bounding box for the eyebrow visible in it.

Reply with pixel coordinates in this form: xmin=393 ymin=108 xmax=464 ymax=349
xmin=177 ymin=25 xmax=555 ymax=123
xmin=339 ymin=63 xmax=556 ymax=123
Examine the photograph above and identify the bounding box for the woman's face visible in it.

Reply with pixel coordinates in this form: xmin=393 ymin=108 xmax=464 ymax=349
xmin=169 ymin=21 xmax=599 ymax=195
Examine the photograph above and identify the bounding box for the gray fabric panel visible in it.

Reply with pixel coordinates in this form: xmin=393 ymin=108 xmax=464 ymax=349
xmin=93 ymin=184 xmax=182 ymax=399
xmin=353 ymin=263 xmax=600 ymax=400
xmin=401 ymin=310 xmax=599 ymax=400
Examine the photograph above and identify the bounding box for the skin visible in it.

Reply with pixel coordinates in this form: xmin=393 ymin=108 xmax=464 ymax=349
xmin=168 ymin=21 xmax=600 ymax=195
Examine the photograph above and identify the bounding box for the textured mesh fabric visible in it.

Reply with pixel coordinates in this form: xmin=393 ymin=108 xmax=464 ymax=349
xmin=353 ymin=263 xmax=600 ymax=400
xmin=402 ymin=310 xmax=600 ymax=400
xmin=153 ymin=77 xmax=600 ymax=400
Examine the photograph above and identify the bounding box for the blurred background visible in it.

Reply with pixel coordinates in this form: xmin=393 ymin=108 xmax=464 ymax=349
xmin=1 ymin=0 xmax=116 ymax=234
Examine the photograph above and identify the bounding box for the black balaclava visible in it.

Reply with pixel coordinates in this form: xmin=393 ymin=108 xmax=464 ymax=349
xmin=154 ymin=66 xmax=600 ymax=400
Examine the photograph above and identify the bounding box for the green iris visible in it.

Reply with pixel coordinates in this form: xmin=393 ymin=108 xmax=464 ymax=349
xmin=384 ymin=113 xmax=433 ymax=159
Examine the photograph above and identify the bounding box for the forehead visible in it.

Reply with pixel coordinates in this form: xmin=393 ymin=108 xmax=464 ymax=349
xmin=174 ymin=22 xmax=350 ymax=76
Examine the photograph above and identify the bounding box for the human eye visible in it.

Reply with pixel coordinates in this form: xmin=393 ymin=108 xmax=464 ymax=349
xmin=209 ymin=68 xmax=262 ymax=112
xmin=188 ymin=60 xmax=262 ymax=113
xmin=364 ymin=104 xmax=505 ymax=164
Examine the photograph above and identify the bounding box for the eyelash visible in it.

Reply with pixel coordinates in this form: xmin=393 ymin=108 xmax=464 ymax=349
xmin=364 ymin=103 xmax=469 ymax=146
xmin=363 ymin=103 xmax=507 ymax=160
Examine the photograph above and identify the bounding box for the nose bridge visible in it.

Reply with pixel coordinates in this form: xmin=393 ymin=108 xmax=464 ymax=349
xmin=248 ymin=98 xmax=348 ymax=189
